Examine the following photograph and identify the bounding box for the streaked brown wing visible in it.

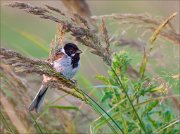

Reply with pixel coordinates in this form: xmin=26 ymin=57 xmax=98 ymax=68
xmin=54 ymin=51 xmax=65 ymax=60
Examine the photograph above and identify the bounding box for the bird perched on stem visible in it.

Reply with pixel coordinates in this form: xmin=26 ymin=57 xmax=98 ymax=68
xmin=29 ymin=43 xmax=82 ymax=112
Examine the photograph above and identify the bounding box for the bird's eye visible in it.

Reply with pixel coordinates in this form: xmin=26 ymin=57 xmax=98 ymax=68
xmin=70 ymin=49 xmax=75 ymax=54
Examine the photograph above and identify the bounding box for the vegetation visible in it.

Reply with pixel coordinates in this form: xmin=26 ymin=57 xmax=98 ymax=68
xmin=0 ymin=1 xmax=179 ymax=134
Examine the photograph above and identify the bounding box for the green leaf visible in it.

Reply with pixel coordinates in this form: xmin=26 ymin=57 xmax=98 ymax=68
xmin=48 ymin=105 xmax=79 ymax=111
xmin=96 ymin=75 xmax=109 ymax=84
xmin=150 ymin=85 xmax=164 ymax=93
xmin=164 ymin=110 xmax=171 ymax=122
xmin=141 ymin=101 xmax=159 ymax=118
xmin=101 ymin=91 xmax=113 ymax=102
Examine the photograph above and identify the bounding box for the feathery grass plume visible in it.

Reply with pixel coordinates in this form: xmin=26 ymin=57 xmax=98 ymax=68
xmin=7 ymin=2 xmax=49 ymax=15
xmin=45 ymin=5 xmax=65 ymax=16
xmin=101 ymin=18 xmax=110 ymax=49
xmin=149 ymin=12 xmax=177 ymax=52
xmin=0 ymin=47 xmax=87 ymax=102
xmin=91 ymin=13 xmax=180 ymax=45
xmin=73 ymin=13 xmax=90 ymax=29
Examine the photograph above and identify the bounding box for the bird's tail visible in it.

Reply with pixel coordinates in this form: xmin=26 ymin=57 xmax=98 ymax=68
xmin=29 ymin=84 xmax=48 ymax=113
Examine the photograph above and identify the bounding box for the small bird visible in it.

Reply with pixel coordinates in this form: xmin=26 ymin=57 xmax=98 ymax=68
xmin=29 ymin=43 xmax=82 ymax=112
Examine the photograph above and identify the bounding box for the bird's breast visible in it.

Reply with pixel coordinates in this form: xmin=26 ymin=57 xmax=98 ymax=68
xmin=53 ymin=56 xmax=79 ymax=79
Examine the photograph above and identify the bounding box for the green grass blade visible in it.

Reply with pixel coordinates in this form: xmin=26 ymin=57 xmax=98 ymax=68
xmin=48 ymin=105 xmax=79 ymax=110
xmin=79 ymin=88 xmax=124 ymax=134
xmin=29 ymin=112 xmax=43 ymax=134
xmin=91 ymin=98 xmax=127 ymax=132
xmin=90 ymin=107 xmax=117 ymax=134
xmin=152 ymin=117 xmax=180 ymax=134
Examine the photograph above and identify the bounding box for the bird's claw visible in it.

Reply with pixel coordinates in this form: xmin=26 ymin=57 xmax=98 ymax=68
xmin=70 ymin=79 xmax=77 ymax=85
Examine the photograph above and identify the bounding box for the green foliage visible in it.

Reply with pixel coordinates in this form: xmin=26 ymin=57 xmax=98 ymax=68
xmin=93 ymin=51 xmax=179 ymax=133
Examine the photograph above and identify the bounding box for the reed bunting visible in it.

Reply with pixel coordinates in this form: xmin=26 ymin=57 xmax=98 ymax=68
xmin=29 ymin=43 xmax=82 ymax=112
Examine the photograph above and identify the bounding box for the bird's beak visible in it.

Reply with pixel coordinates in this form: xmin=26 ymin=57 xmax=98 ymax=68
xmin=76 ymin=50 xmax=82 ymax=54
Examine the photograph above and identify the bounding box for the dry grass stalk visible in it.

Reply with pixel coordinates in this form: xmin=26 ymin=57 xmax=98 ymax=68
xmin=0 ymin=47 xmax=87 ymax=102
xmin=91 ymin=13 xmax=180 ymax=45
xmin=91 ymin=13 xmax=174 ymax=31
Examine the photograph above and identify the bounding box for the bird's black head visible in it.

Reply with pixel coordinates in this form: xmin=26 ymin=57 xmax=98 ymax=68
xmin=64 ymin=43 xmax=82 ymax=68
xmin=64 ymin=43 xmax=82 ymax=57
